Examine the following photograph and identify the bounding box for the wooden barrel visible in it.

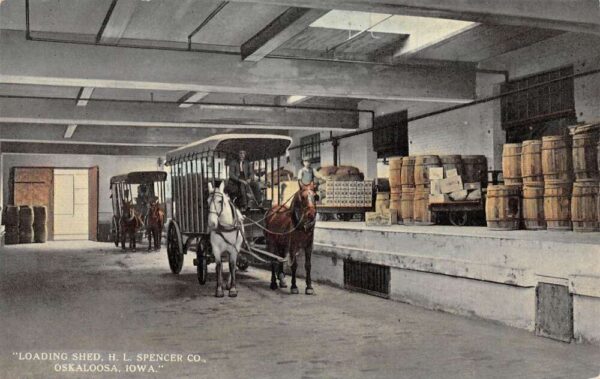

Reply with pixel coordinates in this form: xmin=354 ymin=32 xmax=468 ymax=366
xmin=462 ymin=155 xmax=488 ymax=186
xmin=439 ymin=155 xmax=464 ymax=177
xmin=400 ymin=157 xmax=416 ymax=187
xmin=389 ymin=157 xmax=403 ymax=190
xmin=544 ymin=179 xmax=572 ymax=230
xmin=522 ymin=183 xmax=546 ymax=230
xmin=521 ymin=140 xmax=543 ymax=185
xmin=33 ymin=206 xmax=47 ymax=225
xmin=486 ymin=185 xmax=521 ymax=230
xmin=541 ymin=135 xmax=573 ymax=181
xmin=389 ymin=190 xmax=402 ymax=222
xmin=502 ymin=143 xmax=522 ymax=187
xmin=401 ymin=186 xmax=415 ymax=224
xmin=571 ymin=180 xmax=599 ymax=232
xmin=376 ymin=192 xmax=390 ymax=213
xmin=414 ymin=155 xmax=441 ymax=187
xmin=413 ymin=186 xmax=434 ymax=225
xmin=571 ymin=125 xmax=599 ymax=180
xmin=3 ymin=205 xmax=19 ymax=227
xmin=19 ymin=205 xmax=34 ymax=227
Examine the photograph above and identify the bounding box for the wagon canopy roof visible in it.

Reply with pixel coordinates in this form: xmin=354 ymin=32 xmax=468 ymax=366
xmin=110 ymin=171 xmax=167 ymax=184
xmin=166 ymin=134 xmax=293 ymax=163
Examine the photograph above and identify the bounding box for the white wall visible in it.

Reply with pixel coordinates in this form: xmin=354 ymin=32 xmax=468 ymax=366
xmin=2 ymin=154 xmax=160 ymax=223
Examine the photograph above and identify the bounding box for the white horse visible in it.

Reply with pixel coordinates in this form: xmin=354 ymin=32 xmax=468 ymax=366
xmin=207 ymin=181 xmax=244 ymax=298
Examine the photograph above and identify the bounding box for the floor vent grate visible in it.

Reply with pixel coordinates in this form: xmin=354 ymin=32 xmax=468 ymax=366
xmin=343 ymin=260 xmax=390 ymax=298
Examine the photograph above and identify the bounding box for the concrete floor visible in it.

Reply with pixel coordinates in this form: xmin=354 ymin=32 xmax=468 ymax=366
xmin=1 ymin=242 xmax=599 ymax=379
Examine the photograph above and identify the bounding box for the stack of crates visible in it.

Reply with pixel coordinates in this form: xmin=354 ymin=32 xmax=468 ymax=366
xmin=321 ymin=180 xmax=373 ymax=207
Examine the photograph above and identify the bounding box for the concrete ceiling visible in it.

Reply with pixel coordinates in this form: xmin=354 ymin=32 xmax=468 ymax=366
xmin=0 ymin=0 xmax=593 ymax=154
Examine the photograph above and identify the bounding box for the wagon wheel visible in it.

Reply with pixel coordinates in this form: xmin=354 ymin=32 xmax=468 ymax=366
xmin=111 ymin=216 xmax=120 ymax=247
xmin=237 ymin=255 xmax=249 ymax=271
xmin=449 ymin=211 xmax=468 ymax=226
xmin=196 ymin=237 xmax=209 ymax=285
xmin=167 ymin=221 xmax=184 ymax=274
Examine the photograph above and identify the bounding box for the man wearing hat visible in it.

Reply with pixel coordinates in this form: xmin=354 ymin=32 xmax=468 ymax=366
xmin=297 ymin=156 xmax=316 ymax=188
xmin=228 ymin=150 xmax=261 ymax=209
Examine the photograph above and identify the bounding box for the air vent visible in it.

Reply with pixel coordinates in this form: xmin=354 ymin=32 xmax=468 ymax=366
xmin=343 ymin=260 xmax=390 ymax=298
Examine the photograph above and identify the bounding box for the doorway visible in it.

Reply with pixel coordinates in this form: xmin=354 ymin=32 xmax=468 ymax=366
xmin=53 ymin=169 xmax=89 ymax=240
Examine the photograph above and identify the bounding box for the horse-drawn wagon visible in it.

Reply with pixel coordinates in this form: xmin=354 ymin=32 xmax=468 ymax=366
xmin=164 ymin=134 xmax=300 ymax=289
xmin=109 ymin=171 xmax=167 ymax=249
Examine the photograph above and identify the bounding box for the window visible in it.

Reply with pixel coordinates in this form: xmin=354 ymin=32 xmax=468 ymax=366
xmin=300 ymin=133 xmax=321 ymax=164
xmin=501 ymin=66 xmax=575 ymax=132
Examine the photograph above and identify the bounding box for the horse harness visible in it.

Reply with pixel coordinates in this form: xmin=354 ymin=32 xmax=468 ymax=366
xmin=208 ymin=192 xmax=243 ymax=249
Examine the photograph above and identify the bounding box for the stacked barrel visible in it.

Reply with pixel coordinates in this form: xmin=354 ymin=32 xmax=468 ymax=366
xmin=18 ymin=205 xmax=34 ymax=244
xmin=413 ymin=155 xmax=441 ymax=225
xmin=400 ymin=156 xmax=415 ymax=224
xmin=3 ymin=206 xmax=20 ymax=245
xmin=542 ymin=135 xmax=574 ymax=230
xmin=487 ymin=144 xmax=523 ymax=230
xmin=33 ymin=206 xmax=48 ymax=243
xmin=388 ymin=157 xmax=403 ymax=223
xmin=491 ymin=122 xmax=600 ymax=232
xmin=570 ymin=124 xmax=599 ymax=232
xmin=521 ymin=140 xmax=545 ymax=230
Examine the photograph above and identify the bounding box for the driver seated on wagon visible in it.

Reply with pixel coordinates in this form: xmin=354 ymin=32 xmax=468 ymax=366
xmin=227 ymin=149 xmax=263 ymax=210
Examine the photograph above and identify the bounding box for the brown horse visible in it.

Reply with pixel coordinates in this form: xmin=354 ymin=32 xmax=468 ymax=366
xmin=264 ymin=183 xmax=317 ymax=295
xmin=120 ymin=200 xmax=143 ymax=252
xmin=146 ymin=199 xmax=165 ymax=251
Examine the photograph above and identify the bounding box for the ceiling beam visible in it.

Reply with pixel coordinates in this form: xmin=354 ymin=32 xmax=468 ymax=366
xmin=0 ymin=141 xmax=174 ymax=156
xmin=0 ymin=123 xmax=284 ymax=146
xmin=241 ymin=7 xmax=328 ymax=62
xmin=97 ymin=0 xmax=139 ymax=44
xmin=0 ymin=96 xmax=361 ymax=131
xmin=227 ymin=0 xmax=600 ymax=35
xmin=0 ymin=30 xmax=476 ymax=103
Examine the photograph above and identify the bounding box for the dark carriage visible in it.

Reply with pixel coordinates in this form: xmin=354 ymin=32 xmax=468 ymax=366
xmin=109 ymin=171 xmax=168 ymax=246
xmin=164 ymin=134 xmax=293 ymax=284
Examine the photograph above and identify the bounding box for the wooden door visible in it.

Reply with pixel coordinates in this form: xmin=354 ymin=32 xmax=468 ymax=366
xmin=88 ymin=166 xmax=99 ymax=241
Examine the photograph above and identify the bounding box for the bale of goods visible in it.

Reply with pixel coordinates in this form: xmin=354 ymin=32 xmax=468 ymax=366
xmin=413 ymin=186 xmax=434 ymax=225
xmin=541 ymin=135 xmax=573 ymax=181
xmin=388 ymin=157 xmax=403 ymax=190
xmin=3 ymin=205 xmax=19 ymax=226
xmin=389 ymin=190 xmax=402 ymax=222
xmin=33 ymin=206 xmax=47 ymax=225
xmin=400 ymin=186 xmax=415 ymax=224
xmin=19 ymin=205 xmax=34 ymax=227
xmin=571 ymin=124 xmax=599 ymax=181
xmin=571 ymin=180 xmax=599 ymax=232
xmin=317 ymin=166 xmax=338 ymax=177
xmin=462 ymin=155 xmax=488 ymax=187
xmin=414 ymin=155 xmax=441 ymax=187
xmin=439 ymin=155 xmax=464 ymax=177
xmin=544 ymin=179 xmax=572 ymax=231
xmin=486 ymin=185 xmax=521 ymax=230
xmin=375 ymin=192 xmax=390 ymax=213
xmin=19 ymin=225 xmax=34 ymax=244
xmin=502 ymin=143 xmax=522 ymax=187
xmin=522 ymin=183 xmax=546 ymax=230
xmin=335 ymin=165 xmax=361 ymax=176
xmin=4 ymin=225 xmax=19 ymax=245
xmin=400 ymin=156 xmax=416 ymax=187
xmin=521 ymin=140 xmax=544 ymax=185
xmin=34 ymin=224 xmax=48 ymax=243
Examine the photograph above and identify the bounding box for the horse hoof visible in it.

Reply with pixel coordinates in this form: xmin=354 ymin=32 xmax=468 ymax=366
xmin=279 ymin=280 xmax=288 ymax=288
xmin=305 ymin=287 xmax=314 ymax=295
xmin=216 ymin=290 xmax=224 ymax=298
xmin=291 ymin=287 xmax=299 ymax=294
xmin=229 ymin=289 xmax=238 ymax=297
xmin=270 ymin=283 xmax=278 ymax=290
